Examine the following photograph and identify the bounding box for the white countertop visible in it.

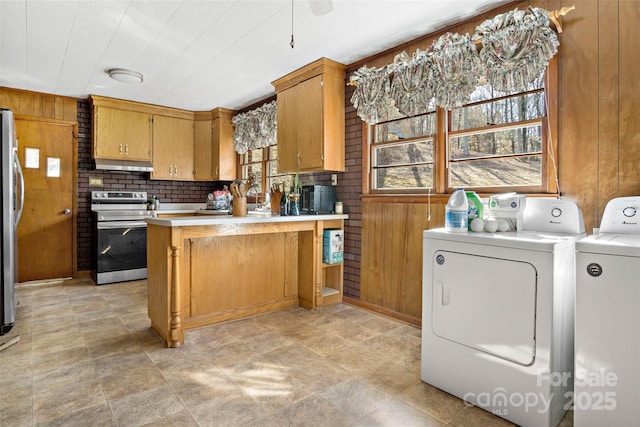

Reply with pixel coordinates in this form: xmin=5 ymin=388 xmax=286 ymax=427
xmin=146 ymin=213 xmax=348 ymax=227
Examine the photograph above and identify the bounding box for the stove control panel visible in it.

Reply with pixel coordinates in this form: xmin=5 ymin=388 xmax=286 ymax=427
xmin=91 ymin=191 xmax=148 ymax=203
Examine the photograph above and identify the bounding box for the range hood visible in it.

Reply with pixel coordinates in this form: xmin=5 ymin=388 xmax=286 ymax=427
xmin=94 ymin=158 xmax=153 ymax=172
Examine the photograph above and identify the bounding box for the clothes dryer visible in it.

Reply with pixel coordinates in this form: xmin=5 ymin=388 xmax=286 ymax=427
xmin=421 ymin=198 xmax=585 ymax=427
xmin=574 ymin=196 xmax=640 ymax=426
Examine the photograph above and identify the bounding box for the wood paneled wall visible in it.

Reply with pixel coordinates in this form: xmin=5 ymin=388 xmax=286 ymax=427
xmin=356 ymin=0 xmax=640 ymax=323
xmin=0 ymin=87 xmax=77 ymax=121
xmin=559 ymin=0 xmax=640 ymax=228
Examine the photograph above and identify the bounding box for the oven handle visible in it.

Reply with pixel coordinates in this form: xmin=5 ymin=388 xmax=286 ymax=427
xmin=97 ymin=221 xmax=147 ymax=230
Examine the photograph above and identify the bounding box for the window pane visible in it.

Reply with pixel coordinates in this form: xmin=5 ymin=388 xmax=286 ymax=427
xmin=449 ymin=155 xmax=542 ymax=187
xmin=247 ymin=149 xmax=263 ymax=162
xmin=375 ymin=113 xmax=436 ymax=142
xmin=375 ymin=140 xmax=433 ymax=166
xmin=450 ymin=124 xmax=542 ymax=160
xmin=269 ymin=145 xmax=277 ymax=159
xmin=374 ymin=164 xmax=433 ymax=189
xmin=451 ymin=91 xmax=546 ymax=131
xmin=242 ymin=164 xmax=262 ymax=193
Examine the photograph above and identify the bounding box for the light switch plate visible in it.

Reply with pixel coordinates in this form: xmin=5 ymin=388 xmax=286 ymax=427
xmin=331 ymin=174 xmax=337 ymax=186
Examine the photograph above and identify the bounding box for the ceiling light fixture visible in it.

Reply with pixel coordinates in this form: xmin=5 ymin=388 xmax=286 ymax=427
xmin=108 ymin=68 xmax=143 ymax=84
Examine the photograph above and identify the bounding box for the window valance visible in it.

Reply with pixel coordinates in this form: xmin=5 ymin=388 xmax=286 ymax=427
xmin=232 ymin=100 xmax=277 ymax=154
xmin=350 ymin=6 xmax=571 ymax=124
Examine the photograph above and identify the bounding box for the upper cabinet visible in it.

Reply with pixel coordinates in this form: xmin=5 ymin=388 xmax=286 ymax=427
xmin=90 ymin=96 xmax=152 ymax=161
xmin=212 ymin=108 xmax=237 ymax=181
xmin=193 ymin=108 xmax=237 ymax=181
xmin=272 ymin=58 xmax=346 ymax=173
xmin=193 ymin=112 xmax=214 ymax=181
xmin=151 ymin=114 xmax=195 ymax=181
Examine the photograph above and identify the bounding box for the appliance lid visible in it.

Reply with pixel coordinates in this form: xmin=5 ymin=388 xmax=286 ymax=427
xmin=94 ymin=158 xmax=153 ymax=172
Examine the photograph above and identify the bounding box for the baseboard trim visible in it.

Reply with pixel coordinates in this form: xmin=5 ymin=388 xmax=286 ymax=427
xmin=342 ymin=296 xmax=422 ymax=328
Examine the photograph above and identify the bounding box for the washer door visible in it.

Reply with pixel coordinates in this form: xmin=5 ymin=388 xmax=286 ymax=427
xmin=431 ymin=251 xmax=537 ymax=365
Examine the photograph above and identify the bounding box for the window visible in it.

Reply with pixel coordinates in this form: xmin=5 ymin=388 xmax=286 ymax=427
xmin=239 ymin=144 xmax=292 ymax=195
xmin=368 ymin=68 xmax=555 ymax=195
xmin=370 ymin=104 xmax=436 ymax=192
xmin=448 ymin=75 xmax=546 ymax=189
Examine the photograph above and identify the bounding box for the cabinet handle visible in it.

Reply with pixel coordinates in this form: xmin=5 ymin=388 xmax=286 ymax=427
xmin=125 ymin=144 xmax=129 ymax=155
xmin=119 ymin=144 xmax=123 ymax=154
xmin=297 ymin=152 xmax=301 ymax=166
xmin=174 ymin=166 xmax=178 ymax=175
xmin=169 ymin=165 xmax=173 ymax=175
xmin=215 ymin=166 xmax=219 ymax=177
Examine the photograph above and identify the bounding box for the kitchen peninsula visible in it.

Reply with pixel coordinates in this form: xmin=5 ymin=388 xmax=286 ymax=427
xmin=146 ymin=214 xmax=347 ymax=347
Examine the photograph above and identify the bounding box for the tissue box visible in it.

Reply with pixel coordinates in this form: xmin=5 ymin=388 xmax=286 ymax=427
xmin=488 ymin=193 xmax=526 ymax=230
xmin=323 ymin=230 xmax=344 ymax=264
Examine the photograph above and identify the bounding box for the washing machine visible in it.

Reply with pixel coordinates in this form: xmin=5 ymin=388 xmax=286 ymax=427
xmin=421 ymin=198 xmax=585 ymax=427
xmin=574 ymin=196 xmax=640 ymax=427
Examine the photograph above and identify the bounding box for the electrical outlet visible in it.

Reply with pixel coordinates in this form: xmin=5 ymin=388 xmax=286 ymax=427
xmin=331 ymin=174 xmax=337 ymax=186
xmin=88 ymin=177 xmax=103 ymax=187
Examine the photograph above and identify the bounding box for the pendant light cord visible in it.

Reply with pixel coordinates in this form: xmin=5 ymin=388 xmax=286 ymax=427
xmin=290 ymin=0 xmax=295 ymax=48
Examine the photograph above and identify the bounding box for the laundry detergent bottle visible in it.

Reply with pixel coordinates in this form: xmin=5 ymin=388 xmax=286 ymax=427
xmin=465 ymin=191 xmax=483 ymax=230
xmin=445 ymin=188 xmax=468 ymax=232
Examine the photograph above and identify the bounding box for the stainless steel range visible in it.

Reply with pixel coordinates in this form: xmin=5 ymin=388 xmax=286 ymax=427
xmin=91 ymin=191 xmax=153 ymax=285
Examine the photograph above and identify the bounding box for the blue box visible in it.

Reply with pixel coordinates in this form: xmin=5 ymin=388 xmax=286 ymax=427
xmin=323 ymin=230 xmax=344 ymax=264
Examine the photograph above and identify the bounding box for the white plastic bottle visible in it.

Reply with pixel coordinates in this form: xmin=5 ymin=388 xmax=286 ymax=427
xmin=445 ymin=188 xmax=468 ymax=232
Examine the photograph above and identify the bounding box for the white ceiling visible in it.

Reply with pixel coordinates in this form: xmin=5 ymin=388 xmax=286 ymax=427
xmin=0 ymin=0 xmax=509 ymax=112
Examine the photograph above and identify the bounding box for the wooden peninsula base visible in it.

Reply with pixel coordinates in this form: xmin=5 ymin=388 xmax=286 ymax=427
xmin=145 ymin=214 xmax=346 ymax=347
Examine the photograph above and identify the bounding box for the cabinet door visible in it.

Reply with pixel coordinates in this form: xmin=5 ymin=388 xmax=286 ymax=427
xmin=295 ymin=75 xmax=324 ymax=170
xmin=172 ymin=117 xmax=194 ymax=181
xmin=94 ymin=107 xmax=152 ymax=160
xmin=212 ymin=113 xmax=237 ymax=180
xmin=151 ymin=115 xmax=174 ymax=180
xmin=194 ymin=119 xmax=213 ymax=181
xmin=276 ymin=87 xmax=300 ymax=173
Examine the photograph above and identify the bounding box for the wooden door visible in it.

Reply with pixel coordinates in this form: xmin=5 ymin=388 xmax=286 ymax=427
xmin=276 ymin=87 xmax=299 ymax=172
xmin=15 ymin=117 xmax=76 ymax=282
xmin=212 ymin=109 xmax=237 ymax=180
xmin=295 ymin=75 xmax=324 ymax=171
xmin=194 ymin=118 xmax=213 ymax=181
xmin=171 ymin=117 xmax=194 ymax=181
xmin=151 ymin=115 xmax=174 ymax=179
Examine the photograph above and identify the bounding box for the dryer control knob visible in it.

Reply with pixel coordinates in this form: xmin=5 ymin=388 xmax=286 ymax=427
xmin=623 ymin=206 xmax=637 ymax=217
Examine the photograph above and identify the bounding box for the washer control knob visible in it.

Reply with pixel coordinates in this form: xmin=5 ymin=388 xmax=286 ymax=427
xmin=551 ymin=207 xmax=562 ymax=217
xmin=623 ymin=206 xmax=637 ymax=217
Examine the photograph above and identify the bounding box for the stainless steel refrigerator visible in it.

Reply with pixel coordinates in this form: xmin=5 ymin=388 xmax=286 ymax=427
xmin=1 ymin=109 xmax=24 ymax=335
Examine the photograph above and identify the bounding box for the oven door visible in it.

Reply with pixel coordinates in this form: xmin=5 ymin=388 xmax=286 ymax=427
xmin=96 ymin=220 xmax=147 ymax=285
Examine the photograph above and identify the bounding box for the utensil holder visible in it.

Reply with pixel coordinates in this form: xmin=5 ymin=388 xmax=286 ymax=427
xmin=232 ymin=197 xmax=247 ymax=217
xmin=270 ymin=192 xmax=282 ymax=214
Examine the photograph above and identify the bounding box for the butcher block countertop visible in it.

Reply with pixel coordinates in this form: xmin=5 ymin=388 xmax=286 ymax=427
xmin=146 ymin=213 xmax=348 ymax=347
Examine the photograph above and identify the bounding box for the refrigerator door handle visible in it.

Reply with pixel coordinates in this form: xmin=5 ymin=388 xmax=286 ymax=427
xmin=14 ymin=148 xmax=24 ymax=226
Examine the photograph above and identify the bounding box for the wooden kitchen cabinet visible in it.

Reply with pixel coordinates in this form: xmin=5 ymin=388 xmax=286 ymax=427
xmin=152 ymin=114 xmax=194 ymax=181
xmin=193 ymin=112 xmax=214 ymax=181
xmin=272 ymin=58 xmax=346 ymax=173
xmin=193 ymin=108 xmax=237 ymax=181
xmin=90 ymin=96 xmax=152 ymax=161
xmin=212 ymin=107 xmax=237 ymax=180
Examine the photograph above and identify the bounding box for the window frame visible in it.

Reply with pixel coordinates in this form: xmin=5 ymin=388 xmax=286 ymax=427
xmin=238 ymin=144 xmax=292 ymax=196
xmin=363 ymin=57 xmax=559 ymax=198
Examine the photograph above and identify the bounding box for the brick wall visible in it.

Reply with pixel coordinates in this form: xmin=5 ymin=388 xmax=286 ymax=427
xmin=304 ymin=83 xmax=362 ymax=300
xmin=77 ymin=97 xmax=364 ymax=300
xmin=76 ymin=101 xmax=226 ymax=272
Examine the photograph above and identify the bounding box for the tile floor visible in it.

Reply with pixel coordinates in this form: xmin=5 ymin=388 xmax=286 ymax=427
xmin=0 ymin=278 xmax=573 ymax=427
